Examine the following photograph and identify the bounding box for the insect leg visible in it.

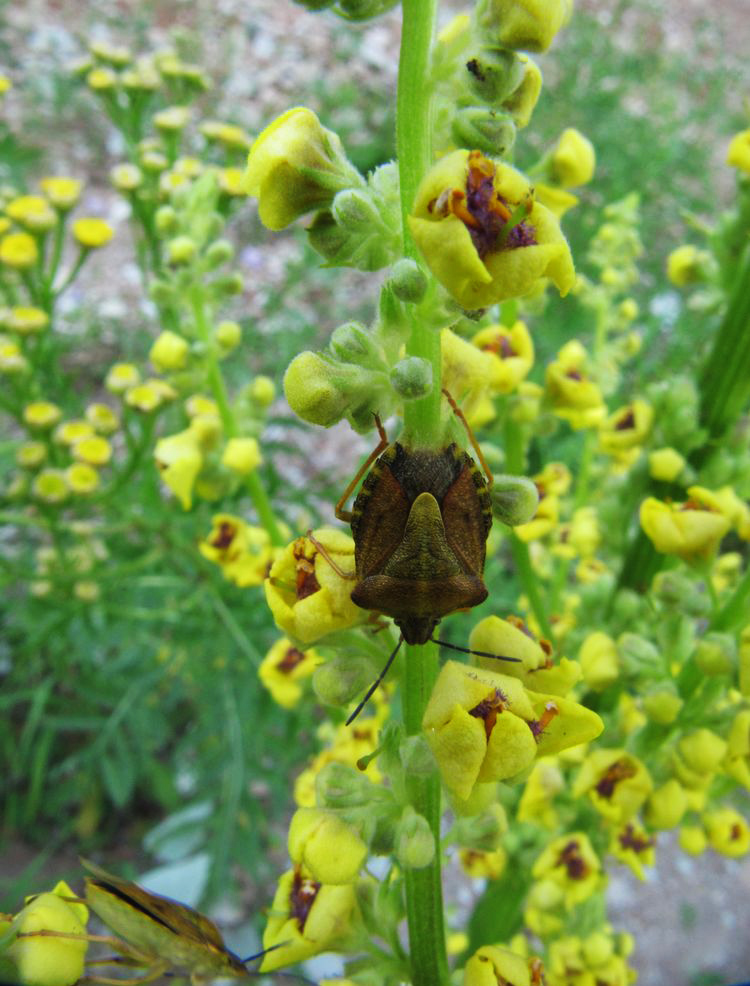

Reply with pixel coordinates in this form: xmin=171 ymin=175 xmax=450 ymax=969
xmin=441 ymin=388 xmax=493 ymax=486
xmin=346 ymin=635 xmax=404 ymax=725
xmin=334 ymin=413 xmax=389 ymax=522
xmin=306 ymin=531 xmax=356 ymax=580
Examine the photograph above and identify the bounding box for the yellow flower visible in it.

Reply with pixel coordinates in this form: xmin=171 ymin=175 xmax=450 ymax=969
xmin=440 ymin=327 xmax=498 ymax=425
xmin=124 ymin=379 xmax=176 ymax=412
xmin=16 ymin=442 xmax=47 ymax=469
xmin=648 ymin=447 xmax=685 ymax=482
xmin=4 ymin=881 xmax=88 ymax=986
xmin=502 ymin=53 xmax=542 ymax=128
xmin=409 ymin=150 xmax=575 ymax=310
xmin=573 ymin=749 xmax=652 ymax=823
xmin=89 ymin=40 xmax=132 ymax=66
xmin=550 ymin=128 xmax=596 ymax=188
xmin=65 ymin=463 xmax=100 ymax=495
xmin=579 ymin=631 xmax=619 ymax=691
xmin=222 ymin=436 xmax=262 ymax=475
xmin=264 ymin=529 xmax=365 ymax=644
xmin=513 ymin=492 xmax=559 ymax=542
xmin=472 ymin=320 xmax=534 ymax=393
xmin=640 ymin=487 xmax=731 ymax=560
xmin=0 ymin=231 xmax=39 ymax=269
xmin=40 ymin=177 xmax=83 ymax=211
xmin=610 ymin=821 xmax=655 ymax=880
xmin=32 ymin=468 xmax=69 ymax=504
xmin=105 ymin=362 xmax=140 ymax=393
xmin=0 ymin=73 xmax=11 ymax=94
xmin=23 ymin=401 xmax=63 ymax=430
xmin=704 ymin=808 xmax=750 ymax=857
xmin=72 ymin=435 xmax=112 ymax=466
xmin=72 ymin=218 xmax=114 ymax=249
xmin=459 ymin=846 xmax=508 ymax=880
xmin=666 ymin=244 xmax=705 ymax=286
xmin=149 ymin=330 xmax=190 ymax=371
xmin=463 ymin=945 xmax=531 ymax=986
xmin=675 ymin=728 xmax=727 ymax=782
xmin=87 ymin=66 xmax=118 ymax=90
xmin=533 ymin=183 xmax=579 ymax=218
xmin=54 ymin=420 xmax=95 ymax=446
xmin=85 ymin=402 xmax=120 ymax=434
xmin=288 ymin=808 xmax=367 ymax=884
xmin=6 ymin=195 xmax=57 ymax=231
xmin=422 ymin=660 xmax=539 ymax=799
xmin=598 ymin=399 xmax=653 ymax=455
xmin=725 ymin=709 xmax=750 ymax=789
xmin=642 ymin=683 xmax=682 ymax=725
xmin=517 ymin=759 xmax=564 ymax=828
xmin=110 ymin=163 xmax=143 ymax=191
xmin=531 ymin=832 xmax=602 ymax=908
xmin=0 ymin=337 xmax=27 ymax=373
xmin=258 ymin=637 xmax=322 ymax=709
xmin=477 ymin=0 xmax=573 ymax=53
xmin=260 ymin=865 xmax=357 ymax=972
xmin=727 ymin=129 xmax=750 ymax=174
xmin=545 ymin=348 xmax=606 ymax=430
xmin=645 ymin=779 xmax=687 ymax=830
xmin=244 ymin=107 xmax=360 ymax=231
xmin=713 ymin=485 xmax=750 ymax=539
xmin=154 ymin=429 xmax=203 ymax=509
xmin=679 ymin=824 xmax=707 ymax=856
xmin=4 ymin=306 xmax=49 ymax=335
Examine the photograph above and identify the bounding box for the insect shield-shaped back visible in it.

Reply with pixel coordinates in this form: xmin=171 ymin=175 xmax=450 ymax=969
xmin=349 ymin=442 xmax=492 ymax=643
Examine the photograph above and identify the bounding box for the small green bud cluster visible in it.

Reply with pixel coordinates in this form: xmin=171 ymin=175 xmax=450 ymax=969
xmin=293 ymin=0 xmax=399 ymax=20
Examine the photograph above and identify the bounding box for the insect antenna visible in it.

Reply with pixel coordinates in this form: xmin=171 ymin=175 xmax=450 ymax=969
xmin=346 ymin=635 xmax=404 ymax=726
xmin=430 ymin=637 xmax=522 ymax=663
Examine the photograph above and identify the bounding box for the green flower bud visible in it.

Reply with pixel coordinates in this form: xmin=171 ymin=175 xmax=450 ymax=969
xmin=399 ymin=735 xmax=437 ymax=777
xmin=693 ymin=633 xmax=737 ymax=676
xmin=333 ymin=0 xmax=399 ymax=20
xmin=395 ymin=806 xmax=435 ymax=869
xmin=312 ymin=655 xmax=374 ymax=707
xmin=204 ymin=238 xmax=234 ymax=269
xmin=329 ymin=321 xmax=384 ymax=367
xmin=390 ymin=357 xmax=433 ymax=400
xmin=214 ymin=319 xmax=242 ymax=352
xmin=476 ymin=0 xmax=573 ymax=53
xmin=617 ymin=632 xmax=662 ymax=677
xmin=210 ymin=272 xmax=244 ymax=296
xmin=388 ymin=258 xmax=428 ymax=303
xmin=490 ymin=473 xmax=539 ymax=526
xmin=293 ymin=0 xmax=335 ymax=9
xmin=167 ymin=235 xmax=198 ymax=265
xmin=651 ymin=570 xmax=711 ymax=617
xmin=332 ymin=187 xmax=381 ymax=231
xmin=465 ymin=47 xmax=526 ymax=105
xmin=284 ymin=350 xmax=393 ymax=432
xmin=451 ymin=107 xmax=517 ymax=158
xmin=315 ymin=762 xmax=382 ymax=811
xmin=642 ymin=683 xmax=683 ymax=725
xmin=149 ymin=279 xmax=174 ymax=305
xmin=154 ymin=205 xmax=178 ymax=234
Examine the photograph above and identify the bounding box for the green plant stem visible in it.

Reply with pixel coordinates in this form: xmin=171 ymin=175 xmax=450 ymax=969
xmin=189 ymin=284 xmax=284 ymax=547
xmin=396 ymin=3 xmax=448 ymax=984
xmin=710 ymin=563 xmax=750 ymax=632
xmin=398 ymin=0 xmax=441 ymax=450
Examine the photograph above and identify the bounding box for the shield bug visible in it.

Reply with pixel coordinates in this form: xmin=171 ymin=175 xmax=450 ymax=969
xmin=334 ymin=392 xmax=518 ymax=721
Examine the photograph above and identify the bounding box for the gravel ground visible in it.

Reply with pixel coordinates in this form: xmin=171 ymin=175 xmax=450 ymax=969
xmin=2 ymin=2 xmax=750 ymax=984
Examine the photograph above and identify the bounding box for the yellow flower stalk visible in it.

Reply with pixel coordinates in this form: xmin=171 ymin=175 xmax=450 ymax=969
xmin=640 ymin=487 xmax=731 ymax=560
xmin=258 ymin=637 xmax=322 ymax=709
xmin=288 ymin=808 xmax=368 ymax=884
xmin=408 ymin=149 xmax=575 ymax=309
xmin=573 ymin=749 xmax=652 ymax=823
xmin=260 ymin=865 xmax=357 ymax=972
xmin=3 ymin=881 xmax=89 ymax=986
xmin=472 ymin=320 xmax=534 ymax=394
xmin=244 ymin=107 xmax=361 ymax=231
xmin=264 ymin=529 xmax=365 ymax=644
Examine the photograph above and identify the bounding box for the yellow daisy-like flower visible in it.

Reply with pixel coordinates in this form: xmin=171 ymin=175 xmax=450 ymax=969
xmin=65 ymin=463 xmax=100 ymax=495
xmin=153 ymin=105 xmax=192 ymax=131
xmin=4 ymin=306 xmax=49 ymax=334
xmin=124 ymin=379 xmax=175 ymax=412
xmin=24 ymin=401 xmax=63 ymax=430
xmin=258 ymin=638 xmax=322 ymax=709
xmin=87 ymin=66 xmax=118 ymax=90
xmin=264 ymin=529 xmax=365 ymax=645
xmin=0 ymin=231 xmax=39 ymax=269
xmin=408 ymin=149 xmax=575 ymax=310
xmin=640 ymin=486 xmax=731 ymax=561
xmin=72 ymin=218 xmax=114 ymax=249
xmin=6 ymin=194 xmax=57 ymax=231
xmin=472 ymin=320 xmax=534 ymax=394
xmin=40 ymin=177 xmax=83 ymax=211
xmin=105 ymin=362 xmax=141 ymax=394
xmin=72 ymin=435 xmax=112 ymax=467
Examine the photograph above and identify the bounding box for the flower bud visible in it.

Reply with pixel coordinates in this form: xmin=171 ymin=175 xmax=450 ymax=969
xmin=149 ymin=330 xmax=190 ymax=371
xmin=579 ymin=631 xmax=619 ymax=691
xmin=465 ymin=47 xmax=526 ymax=105
xmin=645 ymin=779 xmax=687 ymax=830
xmin=476 ymin=0 xmax=573 ymax=53
xmin=642 ymin=683 xmax=683 ymax=725
xmin=222 ymin=436 xmax=262 ymax=475
xmin=214 ymin=319 xmax=242 ymax=353
xmin=284 ymin=350 xmax=392 ymax=431
xmin=651 ymin=570 xmax=711 ymax=616
xmin=5 ymin=882 xmax=89 ymax=986
xmin=550 ymin=128 xmax=596 ymax=188
xmin=395 ymin=806 xmax=435 ymax=869
xmin=617 ymin=632 xmax=661 ymax=677
xmin=210 ymin=272 xmax=244 ymax=296
xmin=501 ymin=54 xmax=543 ymax=128
xmin=390 ymin=357 xmax=433 ymax=400
xmin=399 ymin=735 xmax=437 ymax=777
xmin=693 ymin=633 xmax=736 ymax=676
xmin=388 ymin=258 xmax=428 ymax=303
xmin=289 ymin=808 xmax=368 ymax=884
xmin=167 ymin=235 xmax=198 ymax=265
xmin=648 ymin=446 xmax=686 ymax=482
xmin=204 ymin=238 xmax=234 ymax=269
xmin=454 ymin=802 xmax=508 ymax=851
xmin=666 ymin=244 xmax=708 ymax=286
xmin=315 ymin=762 xmax=380 ymax=811
xmin=154 ymin=205 xmax=178 ymax=234
xmin=332 ymin=187 xmax=381 ymax=231
xmin=677 ymin=729 xmax=727 ymax=776
xmin=727 ymin=129 xmax=750 ymax=174
xmin=312 ymin=655 xmax=374 ymax=707
xmin=329 ymin=321 xmax=383 ymax=367
xmin=679 ymin=824 xmax=707 ymax=856
xmin=490 ymin=474 xmax=539 ymax=526
xmin=451 ymin=107 xmax=517 ymax=158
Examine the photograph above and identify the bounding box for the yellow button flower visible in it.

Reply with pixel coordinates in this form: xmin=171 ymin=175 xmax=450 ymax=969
xmin=222 ymin=436 xmax=262 ymax=475
xmin=72 ymin=218 xmax=114 ymax=249
xmin=153 ymin=104 xmax=191 ymax=132
xmin=464 ymin=945 xmax=531 ymax=986
xmin=110 ymin=163 xmax=143 ymax=191
xmin=72 ymin=435 xmax=112 ymax=466
xmin=0 ymin=231 xmax=39 ymax=268
xmin=105 ymin=362 xmax=140 ymax=393
xmin=704 ymin=808 xmax=750 ymax=858
xmin=264 ymin=529 xmax=365 ymax=645
xmin=422 ymin=660 xmax=538 ymax=799
xmin=550 ymin=128 xmax=596 ymax=188
xmin=32 ymin=468 xmax=69 ymax=505
xmin=85 ymin=402 xmax=120 ymax=434
xmin=477 ymin=0 xmax=573 ymax=53
xmin=40 ymin=177 xmax=83 ymax=211
xmin=6 ymin=195 xmax=57 ymax=231
xmin=676 ymin=728 xmax=727 ymax=779
xmin=260 ymin=865 xmax=357 ymax=972
xmin=124 ymin=379 xmax=176 ymax=412
xmin=24 ymin=401 xmax=63 ymax=430
xmin=244 ymin=107 xmax=361 ymax=231
xmin=598 ymin=399 xmax=653 ymax=455
xmin=149 ymin=330 xmax=190 ymax=371
xmin=16 ymin=442 xmax=47 ymax=469
xmin=154 ymin=429 xmax=203 ymax=509
xmin=409 ymin=150 xmax=575 ymax=310
xmin=4 ymin=306 xmax=49 ymax=335
xmin=65 ymin=463 xmax=100 ymax=495
xmin=258 ymin=637 xmax=322 ymax=709
xmin=4 ymin=881 xmax=88 ymax=986
xmin=55 ymin=420 xmax=95 ymax=446
xmin=288 ymin=808 xmax=367 ymax=884
xmin=0 ymin=338 xmax=27 ymax=373
xmin=573 ymin=749 xmax=652 ymax=823
xmin=472 ymin=320 xmax=534 ymax=394
xmin=727 ymin=129 xmax=750 ymax=174
xmin=640 ymin=487 xmax=731 ymax=560
xmin=200 ymin=120 xmax=251 ymax=150
xmin=531 ymin=832 xmax=602 ymax=908
xmin=648 ymin=446 xmax=686 ymax=482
